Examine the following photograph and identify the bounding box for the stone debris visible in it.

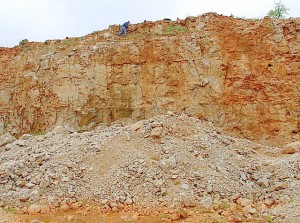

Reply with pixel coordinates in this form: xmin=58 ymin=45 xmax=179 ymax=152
xmin=0 ymin=112 xmax=299 ymax=223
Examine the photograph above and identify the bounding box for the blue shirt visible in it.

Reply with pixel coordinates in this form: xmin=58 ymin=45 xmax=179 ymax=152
xmin=122 ymin=22 xmax=130 ymax=28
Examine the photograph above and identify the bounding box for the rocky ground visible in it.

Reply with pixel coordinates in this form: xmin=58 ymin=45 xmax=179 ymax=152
xmin=0 ymin=112 xmax=299 ymax=222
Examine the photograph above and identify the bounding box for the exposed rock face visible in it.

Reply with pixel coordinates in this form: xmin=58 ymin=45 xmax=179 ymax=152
xmin=0 ymin=13 xmax=299 ymax=144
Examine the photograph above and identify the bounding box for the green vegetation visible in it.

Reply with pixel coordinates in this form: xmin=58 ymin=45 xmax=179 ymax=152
xmin=267 ymin=1 xmax=289 ymax=18
xmin=216 ymin=202 xmax=230 ymax=210
xmin=19 ymin=39 xmax=32 ymax=53
xmin=62 ymin=38 xmax=77 ymax=46
xmin=30 ymin=131 xmax=44 ymax=136
xmin=3 ymin=122 xmax=8 ymax=131
xmin=2 ymin=122 xmax=12 ymax=133
xmin=163 ymin=25 xmax=189 ymax=35
xmin=4 ymin=205 xmax=17 ymax=214
xmin=158 ymin=213 xmax=167 ymax=219
xmin=267 ymin=215 xmax=273 ymax=223
xmin=230 ymin=1 xmax=290 ymax=20
xmin=19 ymin=39 xmax=29 ymax=46
xmin=230 ymin=14 xmax=246 ymax=19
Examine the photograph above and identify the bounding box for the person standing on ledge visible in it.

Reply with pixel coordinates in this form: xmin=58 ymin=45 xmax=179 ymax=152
xmin=118 ymin=21 xmax=130 ymax=37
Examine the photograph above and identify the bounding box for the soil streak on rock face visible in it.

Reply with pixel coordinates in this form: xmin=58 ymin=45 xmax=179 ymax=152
xmin=0 ymin=13 xmax=299 ymax=145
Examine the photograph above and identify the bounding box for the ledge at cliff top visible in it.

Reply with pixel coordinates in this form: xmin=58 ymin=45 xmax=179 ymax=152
xmin=0 ymin=13 xmax=299 ymax=145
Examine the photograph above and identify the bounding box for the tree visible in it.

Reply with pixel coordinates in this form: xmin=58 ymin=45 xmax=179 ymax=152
xmin=267 ymin=1 xmax=289 ymax=18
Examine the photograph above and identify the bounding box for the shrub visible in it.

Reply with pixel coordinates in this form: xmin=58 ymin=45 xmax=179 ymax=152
xmin=19 ymin=39 xmax=29 ymax=46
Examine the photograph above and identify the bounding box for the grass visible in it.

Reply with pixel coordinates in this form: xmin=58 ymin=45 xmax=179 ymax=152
xmin=158 ymin=213 xmax=167 ymax=219
xmin=163 ymin=25 xmax=189 ymax=35
xmin=217 ymin=202 xmax=230 ymax=210
xmin=267 ymin=215 xmax=273 ymax=223
xmin=62 ymin=38 xmax=77 ymax=46
xmin=3 ymin=122 xmax=8 ymax=131
xmin=30 ymin=131 xmax=44 ymax=136
xmin=4 ymin=206 xmax=17 ymax=214
xmin=2 ymin=122 xmax=12 ymax=133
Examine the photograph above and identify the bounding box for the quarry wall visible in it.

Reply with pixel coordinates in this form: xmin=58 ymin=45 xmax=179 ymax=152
xmin=0 ymin=14 xmax=299 ymax=144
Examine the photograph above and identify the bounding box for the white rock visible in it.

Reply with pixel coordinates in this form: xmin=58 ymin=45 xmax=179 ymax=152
xmin=181 ymin=184 xmax=190 ymax=190
xmin=62 ymin=177 xmax=70 ymax=182
xmin=150 ymin=127 xmax=163 ymax=138
xmin=200 ymin=197 xmax=212 ymax=208
xmin=124 ymin=198 xmax=133 ymax=205
xmin=284 ymin=141 xmax=300 ymax=152
xmin=182 ymin=196 xmax=196 ymax=207
xmin=241 ymin=198 xmax=252 ymax=207
xmin=130 ymin=120 xmax=144 ymax=131
xmin=167 ymin=111 xmax=174 ymax=116
xmin=159 ymin=156 xmax=176 ymax=171
xmin=29 ymin=190 xmax=39 ymax=198
xmin=19 ymin=134 xmax=32 ymax=140
xmin=100 ymin=199 xmax=108 ymax=205
xmin=14 ymin=140 xmax=26 ymax=146
xmin=257 ymin=177 xmax=269 ymax=188
xmin=26 ymin=183 xmax=35 ymax=189
xmin=207 ymin=185 xmax=213 ymax=193
xmin=27 ymin=204 xmax=41 ymax=214
xmin=60 ymin=203 xmax=70 ymax=212
xmin=243 ymin=205 xmax=257 ymax=215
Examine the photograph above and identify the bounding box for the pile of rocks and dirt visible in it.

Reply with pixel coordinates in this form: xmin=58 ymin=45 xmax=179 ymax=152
xmin=0 ymin=112 xmax=299 ymax=222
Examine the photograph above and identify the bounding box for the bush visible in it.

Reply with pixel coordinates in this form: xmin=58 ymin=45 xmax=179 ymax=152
xmin=19 ymin=39 xmax=29 ymax=46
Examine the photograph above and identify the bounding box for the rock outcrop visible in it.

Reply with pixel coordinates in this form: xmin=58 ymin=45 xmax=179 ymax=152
xmin=0 ymin=13 xmax=299 ymax=145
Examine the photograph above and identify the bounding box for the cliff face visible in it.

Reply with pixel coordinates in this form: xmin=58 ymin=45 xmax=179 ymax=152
xmin=0 ymin=14 xmax=299 ymax=144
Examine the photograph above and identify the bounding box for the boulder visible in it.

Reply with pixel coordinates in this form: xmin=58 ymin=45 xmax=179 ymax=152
xmin=200 ymin=197 xmax=212 ymax=208
xmin=282 ymin=141 xmax=300 ymax=154
xmin=27 ymin=204 xmax=41 ymax=214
